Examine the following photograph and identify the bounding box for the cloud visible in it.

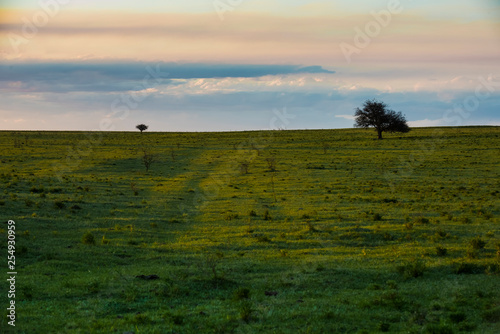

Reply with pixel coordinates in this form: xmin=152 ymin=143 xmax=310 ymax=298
xmin=335 ymin=114 xmax=355 ymax=120
xmin=0 ymin=62 xmax=334 ymax=93
xmin=408 ymin=118 xmax=447 ymax=127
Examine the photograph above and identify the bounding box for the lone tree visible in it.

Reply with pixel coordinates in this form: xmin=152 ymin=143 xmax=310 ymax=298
xmin=354 ymin=99 xmax=410 ymax=139
xmin=136 ymin=124 xmax=148 ymax=133
xmin=141 ymin=148 xmax=156 ymax=172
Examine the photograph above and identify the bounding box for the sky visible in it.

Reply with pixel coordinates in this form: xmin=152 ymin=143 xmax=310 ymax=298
xmin=0 ymin=0 xmax=499 ymax=131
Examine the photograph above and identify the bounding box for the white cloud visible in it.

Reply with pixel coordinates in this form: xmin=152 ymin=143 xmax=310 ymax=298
xmin=335 ymin=114 xmax=355 ymax=120
xmin=408 ymin=119 xmax=446 ymax=127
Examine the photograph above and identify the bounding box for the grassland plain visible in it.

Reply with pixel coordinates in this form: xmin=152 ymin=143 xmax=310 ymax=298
xmin=0 ymin=126 xmax=499 ymax=334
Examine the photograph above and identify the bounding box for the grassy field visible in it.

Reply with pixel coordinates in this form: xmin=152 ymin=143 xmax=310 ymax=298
xmin=1 ymin=126 xmax=499 ymax=333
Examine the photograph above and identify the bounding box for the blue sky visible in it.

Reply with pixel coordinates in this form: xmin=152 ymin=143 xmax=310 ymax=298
xmin=0 ymin=0 xmax=499 ymax=131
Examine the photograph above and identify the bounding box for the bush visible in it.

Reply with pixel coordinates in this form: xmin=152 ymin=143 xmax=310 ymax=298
xmin=82 ymin=232 xmax=95 ymax=245
xmin=424 ymin=323 xmax=454 ymax=334
xmin=54 ymin=201 xmax=65 ymax=209
xmin=256 ymin=235 xmax=270 ymax=242
xmin=461 ymin=217 xmax=472 ymax=224
xmin=263 ymin=209 xmax=272 ymax=221
xmin=414 ymin=217 xmax=430 ymax=224
xmin=449 ymin=311 xmax=466 ymax=323
xmin=482 ymin=306 xmax=500 ymax=323
xmin=234 ymin=287 xmax=251 ymax=301
xmin=101 ymin=235 xmax=110 ymax=245
xmin=466 ymin=248 xmax=479 ymax=259
xmin=436 ymin=246 xmax=448 ymax=257
xmin=454 ymin=262 xmax=485 ymax=274
xmin=239 ymin=301 xmax=254 ymax=323
xmin=133 ymin=313 xmax=151 ymax=324
xmin=30 ymin=186 xmax=44 ymax=193
xmin=378 ymin=322 xmax=390 ymax=332
xmin=470 ymin=236 xmax=486 ymax=250
xmin=397 ymin=259 xmax=426 ymax=279
xmin=224 ymin=213 xmax=239 ymax=221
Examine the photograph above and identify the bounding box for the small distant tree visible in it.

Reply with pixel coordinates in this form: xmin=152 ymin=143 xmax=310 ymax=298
xmin=136 ymin=124 xmax=148 ymax=133
xmin=354 ymin=99 xmax=410 ymax=139
xmin=141 ymin=148 xmax=157 ymax=172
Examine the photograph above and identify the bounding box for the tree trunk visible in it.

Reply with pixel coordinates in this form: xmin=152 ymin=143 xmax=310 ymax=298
xmin=377 ymin=128 xmax=383 ymax=139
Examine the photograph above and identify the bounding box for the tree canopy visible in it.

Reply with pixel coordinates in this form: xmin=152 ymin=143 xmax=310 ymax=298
xmin=136 ymin=124 xmax=148 ymax=133
xmin=354 ymin=99 xmax=410 ymax=139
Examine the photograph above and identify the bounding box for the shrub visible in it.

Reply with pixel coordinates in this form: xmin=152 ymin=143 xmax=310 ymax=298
xmin=249 ymin=210 xmax=257 ymax=217
xmin=485 ymin=262 xmax=500 ymax=275
xmin=234 ymin=287 xmax=250 ymax=301
xmin=461 ymin=217 xmax=472 ymax=224
xmin=133 ymin=313 xmax=151 ymax=325
xmin=482 ymin=306 xmax=500 ymax=323
xmin=470 ymin=236 xmax=486 ymax=250
xmin=383 ymin=232 xmax=394 ymax=241
xmin=239 ymin=301 xmax=254 ymax=323
xmin=435 ymin=229 xmax=448 ymax=239
xmin=306 ymin=222 xmax=318 ymax=232
xmin=22 ymin=284 xmax=34 ymax=301
xmin=414 ymin=217 xmax=430 ymax=224
xmin=449 ymin=311 xmax=466 ymax=323
xmin=101 ymin=235 xmax=110 ymax=245
xmin=263 ymin=209 xmax=272 ymax=221
xmin=397 ymin=259 xmax=426 ymax=279
xmin=82 ymin=232 xmax=95 ymax=245
xmin=378 ymin=322 xmax=390 ymax=332
xmin=373 ymin=213 xmax=383 ymax=221
xmin=224 ymin=213 xmax=239 ymax=221
xmin=436 ymin=246 xmax=448 ymax=257
xmin=30 ymin=186 xmax=44 ymax=193
xmin=454 ymin=262 xmax=485 ymax=274
xmin=256 ymin=235 xmax=270 ymax=242
xmin=240 ymin=161 xmax=250 ymax=174
xmin=87 ymin=281 xmax=100 ymax=294
xmin=458 ymin=322 xmax=476 ymax=331
xmin=424 ymin=323 xmax=454 ymax=334
xmin=383 ymin=281 xmax=396 ymax=290
xmin=49 ymin=187 xmax=63 ymax=193
xmin=466 ymin=248 xmax=479 ymax=259
xmin=381 ymin=198 xmax=398 ymax=203
xmin=54 ymin=201 xmax=65 ymax=209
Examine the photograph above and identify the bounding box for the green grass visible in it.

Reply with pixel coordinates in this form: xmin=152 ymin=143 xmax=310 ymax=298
xmin=0 ymin=127 xmax=499 ymax=333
